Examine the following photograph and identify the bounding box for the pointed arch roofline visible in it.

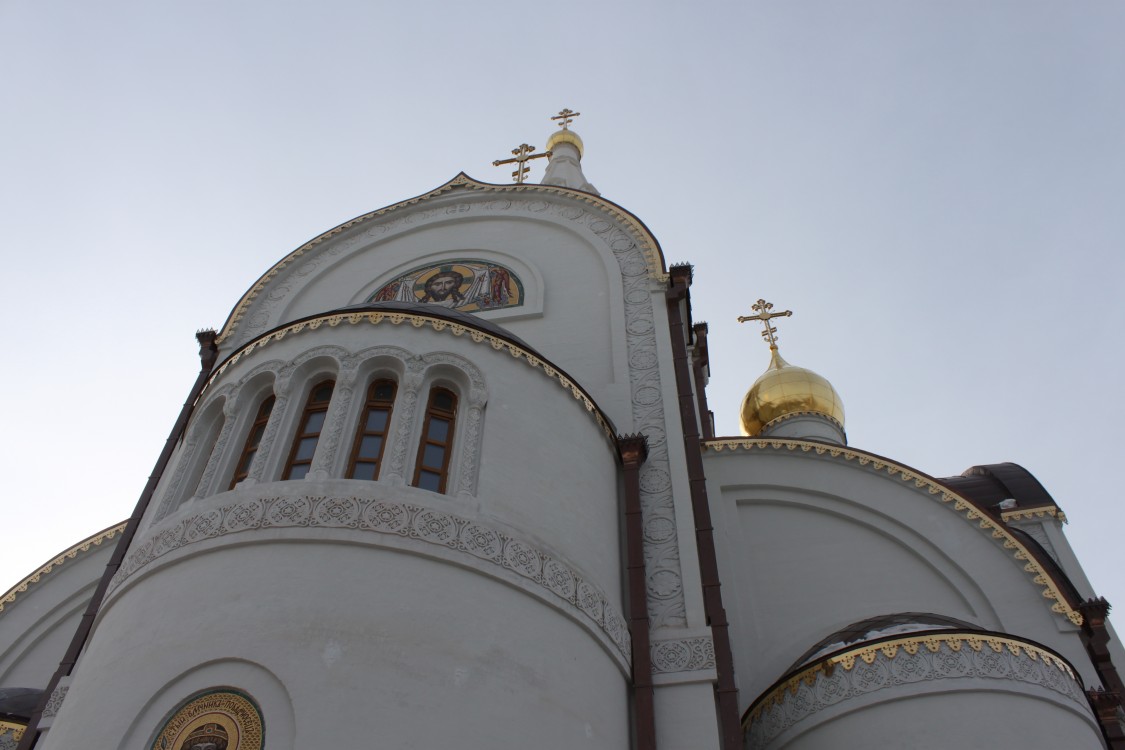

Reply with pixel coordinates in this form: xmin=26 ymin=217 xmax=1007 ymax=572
xmin=0 ymin=521 xmax=128 ymax=618
xmin=216 ymin=173 xmax=669 ymax=344
xmin=703 ymin=437 xmax=1084 ymax=626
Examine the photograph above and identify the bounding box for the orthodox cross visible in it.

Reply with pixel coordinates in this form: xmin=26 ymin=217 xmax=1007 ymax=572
xmin=492 ymin=143 xmax=550 ymax=184
xmin=551 ymin=108 xmax=581 ymax=130
xmin=738 ymin=299 xmax=793 ymax=350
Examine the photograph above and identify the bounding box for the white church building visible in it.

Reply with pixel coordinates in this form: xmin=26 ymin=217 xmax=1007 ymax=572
xmin=2 ymin=115 xmax=1123 ymax=749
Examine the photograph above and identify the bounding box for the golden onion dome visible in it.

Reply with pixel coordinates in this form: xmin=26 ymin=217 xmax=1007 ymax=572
xmin=740 ymin=348 xmax=845 ymax=436
xmin=546 ymin=128 xmax=584 ymax=157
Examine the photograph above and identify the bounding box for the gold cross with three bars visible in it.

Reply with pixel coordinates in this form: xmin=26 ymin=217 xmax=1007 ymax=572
xmin=738 ymin=299 xmax=793 ymax=349
xmin=492 ymin=143 xmax=550 ymax=184
xmin=551 ymin=108 xmax=581 ymax=130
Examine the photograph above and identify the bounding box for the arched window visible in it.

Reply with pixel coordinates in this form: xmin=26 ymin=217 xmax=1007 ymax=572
xmin=283 ymin=380 xmax=335 ymax=480
xmin=347 ymin=380 xmax=397 ymax=480
xmin=229 ymin=395 xmax=275 ymax=489
xmin=412 ymin=387 xmax=457 ymax=493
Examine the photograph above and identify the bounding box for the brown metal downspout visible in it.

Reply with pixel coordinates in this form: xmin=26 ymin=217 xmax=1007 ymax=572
xmin=691 ymin=322 xmax=714 ymax=439
xmin=1078 ymin=598 xmax=1125 ymax=748
xmin=17 ymin=330 xmax=220 ymax=750
xmin=619 ymin=434 xmax=656 ymax=750
xmin=665 ymin=265 xmax=741 ymax=750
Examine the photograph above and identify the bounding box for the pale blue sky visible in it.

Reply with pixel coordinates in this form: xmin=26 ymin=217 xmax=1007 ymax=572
xmin=2 ymin=1 xmax=1123 ymax=621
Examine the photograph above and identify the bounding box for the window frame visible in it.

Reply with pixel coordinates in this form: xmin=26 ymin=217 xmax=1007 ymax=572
xmin=229 ymin=395 xmax=276 ymax=490
xmin=346 ymin=379 xmax=398 ymax=481
xmin=411 ymin=386 xmax=458 ymax=494
xmin=282 ymin=379 xmax=335 ymax=480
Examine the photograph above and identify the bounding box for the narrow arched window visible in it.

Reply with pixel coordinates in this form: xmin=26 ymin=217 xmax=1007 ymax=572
xmin=229 ymin=395 xmax=275 ymax=489
xmin=283 ymin=380 xmax=335 ymax=480
xmin=347 ymin=380 xmax=397 ymax=480
xmin=412 ymin=387 xmax=457 ymax=493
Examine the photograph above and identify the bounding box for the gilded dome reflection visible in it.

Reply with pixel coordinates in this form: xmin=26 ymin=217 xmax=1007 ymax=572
xmin=740 ymin=348 xmax=845 ymax=436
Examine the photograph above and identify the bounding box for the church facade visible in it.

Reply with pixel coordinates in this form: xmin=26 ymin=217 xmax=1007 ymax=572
xmin=2 ymin=120 xmax=1123 ymax=749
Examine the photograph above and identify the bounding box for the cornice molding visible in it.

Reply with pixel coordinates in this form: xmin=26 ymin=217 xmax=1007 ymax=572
xmin=702 ymin=438 xmax=1083 ymax=626
xmin=217 ymin=173 xmax=667 ymax=344
xmin=743 ymin=630 xmax=1088 ymax=744
xmin=106 ymin=492 xmax=631 ymax=670
xmin=1002 ymin=506 xmax=1068 ymax=524
xmin=0 ymin=522 xmax=127 ymax=617
xmin=760 ymin=410 xmax=846 ymax=434
xmin=204 ymin=309 xmax=617 ymax=445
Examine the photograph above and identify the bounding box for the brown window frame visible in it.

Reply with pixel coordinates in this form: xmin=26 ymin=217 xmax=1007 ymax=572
xmin=346 ymin=379 xmax=397 ymax=481
xmin=283 ymin=379 xmax=335 ymax=480
xmin=229 ymin=394 xmax=276 ymax=489
xmin=411 ymin=387 xmax=458 ymax=494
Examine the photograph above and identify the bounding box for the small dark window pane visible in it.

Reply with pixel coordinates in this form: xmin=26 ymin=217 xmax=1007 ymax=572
xmin=427 ymin=418 xmax=450 ymax=442
xmin=423 ymin=444 xmax=445 ymax=469
xmin=230 ymin=395 xmax=276 ymax=490
xmin=365 ymin=410 xmax=389 ymax=432
xmin=352 ymin=462 xmax=377 ymax=480
xmin=358 ymin=435 xmax=383 ymax=459
xmin=411 ymin=387 xmax=456 ymax=494
xmin=295 ymin=437 xmax=318 ymax=461
xmin=289 ymin=464 xmax=310 ymax=480
xmin=373 ymin=383 xmax=395 ymax=400
xmin=304 ymin=411 xmax=326 ymax=433
xmin=417 ymin=470 xmax=442 ymax=491
xmin=312 ymin=384 xmax=333 ymax=402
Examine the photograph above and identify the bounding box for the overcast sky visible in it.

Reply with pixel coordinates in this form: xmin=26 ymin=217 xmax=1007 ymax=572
xmin=2 ymin=1 xmax=1122 ymax=625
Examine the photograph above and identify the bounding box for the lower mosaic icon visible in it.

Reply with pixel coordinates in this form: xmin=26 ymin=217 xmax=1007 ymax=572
xmin=150 ymin=690 xmax=263 ymax=750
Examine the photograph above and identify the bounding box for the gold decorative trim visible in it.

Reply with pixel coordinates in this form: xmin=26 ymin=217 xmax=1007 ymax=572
xmin=1002 ymin=506 xmax=1068 ymax=524
xmin=743 ymin=631 xmax=1078 ymax=728
xmin=151 ymin=689 xmax=263 ymax=750
xmin=207 ymin=310 xmax=617 ymax=443
xmin=217 ymin=173 xmax=667 ymax=344
xmin=0 ymin=521 xmax=128 ymax=616
xmin=761 ymin=410 xmax=845 ymax=433
xmin=702 ymin=438 xmax=1083 ymax=627
xmin=0 ymin=719 xmax=26 ymax=740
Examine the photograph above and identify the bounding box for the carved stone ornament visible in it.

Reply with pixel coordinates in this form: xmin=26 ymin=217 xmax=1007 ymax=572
xmin=745 ymin=633 xmax=1089 ymax=749
xmin=41 ymin=684 xmax=68 ymax=718
xmin=110 ymin=493 xmax=631 ymax=668
xmin=150 ymin=689 xmax=263 ymax=750
xmin=651 ymin=636 xmax=716 ymax=674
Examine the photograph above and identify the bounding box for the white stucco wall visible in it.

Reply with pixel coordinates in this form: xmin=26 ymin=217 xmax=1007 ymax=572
xmin=702 ymin=444 xmax=1099 ymax=707
xmin=0 ymin=529 xmax=119 ymax=690
xmin=44 ymin=540 xmax=628 ymax=750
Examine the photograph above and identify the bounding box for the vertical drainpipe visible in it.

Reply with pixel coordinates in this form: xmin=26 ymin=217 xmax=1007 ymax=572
xmin=691 ymin=322 xmax=714 ymax=440
xmin=1078 ymin=598 xmax=1125 ymax=748
xmin=665 ymin=265 xmax=741 ymax=750
xmin=618 ymin=433 xmax=656 ymax=750
xmin=17 ymin=330 xmax=220 ymax=750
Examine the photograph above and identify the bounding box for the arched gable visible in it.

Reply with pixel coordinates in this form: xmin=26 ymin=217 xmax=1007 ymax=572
xmin=0 ymin=523 xmax=125 ymax=689
xmin=701 ymin=438 xmax=1092 ymax=704
xmin=704 ymin=438 xmax=1081 ymax=625
xmin=215 ymin=174 xmax=667 ymax=351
